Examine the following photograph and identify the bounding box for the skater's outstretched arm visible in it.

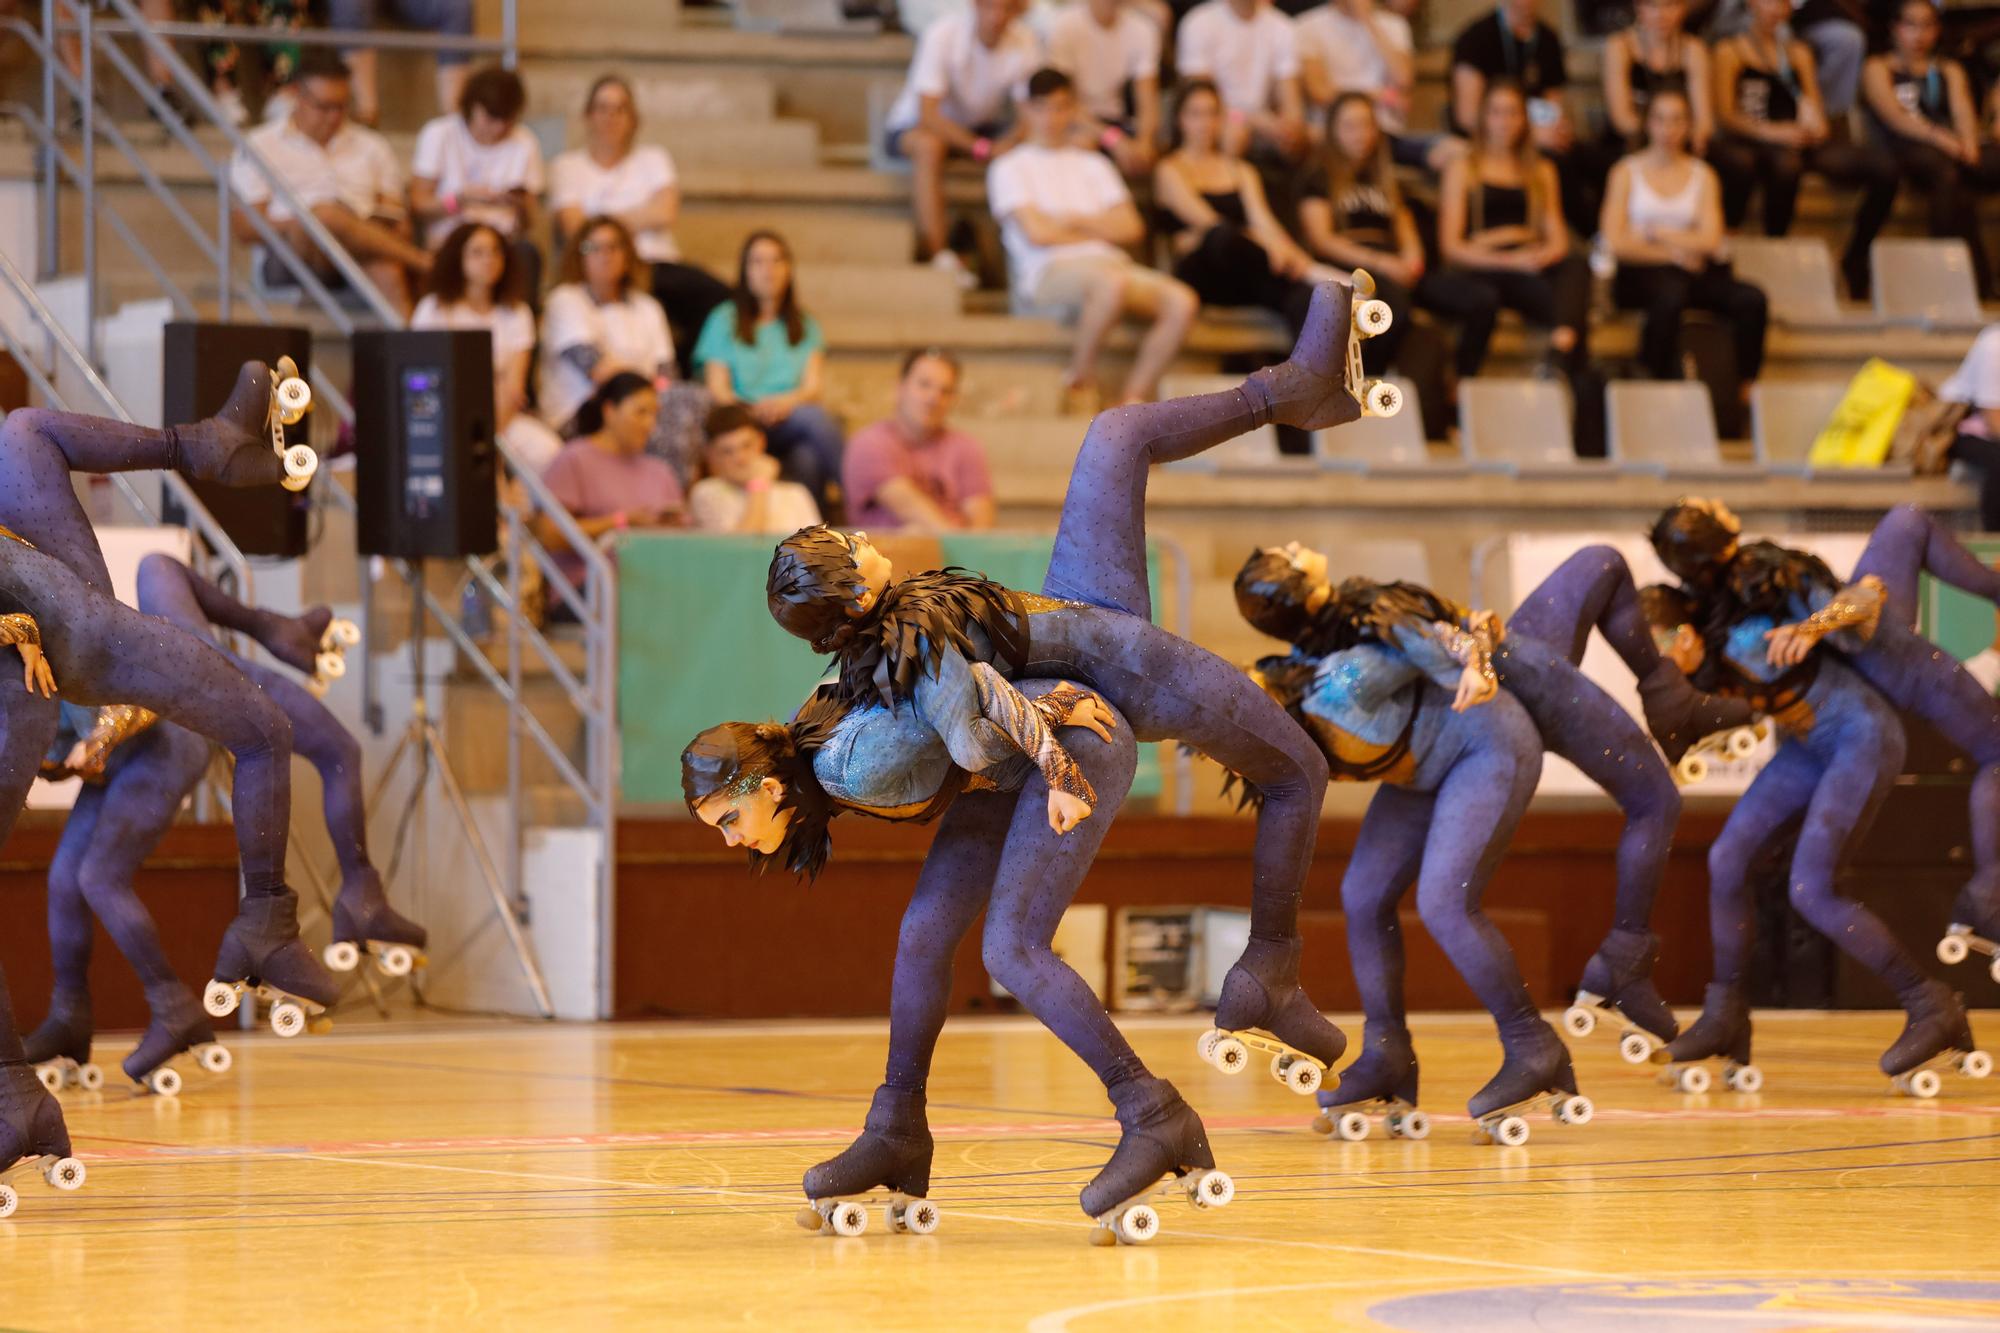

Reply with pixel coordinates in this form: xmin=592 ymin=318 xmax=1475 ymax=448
xmin=915 ymin=654 xmax=1103 ymax=826
xmin=1766 ymin=575 xmax=1886 ymax=668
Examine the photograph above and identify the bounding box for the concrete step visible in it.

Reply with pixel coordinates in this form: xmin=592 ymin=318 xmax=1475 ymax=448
xmin=794 ymin=262 xmax=962 ymax=320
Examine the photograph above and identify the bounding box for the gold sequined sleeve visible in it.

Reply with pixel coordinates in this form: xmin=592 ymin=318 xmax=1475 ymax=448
xmin=73 ymin=705 xmax=160 ymax=778
xmin=0 ymin=612 xmax=43 ymax=648
xmin=1798 ymin=574 xmax=1886 ymax=645
xmin=1432 ymin=619 xmax=1497 ymax=685
xmin=968 ymin=661 xmax=1097 ymax=809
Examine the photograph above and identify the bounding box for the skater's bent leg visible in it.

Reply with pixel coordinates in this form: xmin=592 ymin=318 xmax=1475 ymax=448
xmin=136 ymin=553 xmax=331 ymax=678
xmin=75 ymin=730 xmax=212 ymax=994
xmin=1705 ymin=748 xmax=1817 ymax=985
xmin=1850 ymin=502 xmax=2000 ymax=629
xmin=44 ymin=788 xmax=103 ymax=990
xmin=1338 ymin=785 xmax=1432 ymax=1033
xmin=0 ymin=412 xmax=117 ymax=595
xmin=1507 ymin=545 xmax=1663 ymax=673
xmin=246 ymin=662 xmax=372 ymax=886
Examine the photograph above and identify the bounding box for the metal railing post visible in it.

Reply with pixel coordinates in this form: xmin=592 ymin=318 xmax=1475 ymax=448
xmin=501 ymin=0 xmax=517 ymax=69
xmin=37 ymin=0 xmax=56 ymax=278
xmin=217 ymin=173 xmax=232 ymax=323
xmin=77 ymin=0 xmax=95 ymax=365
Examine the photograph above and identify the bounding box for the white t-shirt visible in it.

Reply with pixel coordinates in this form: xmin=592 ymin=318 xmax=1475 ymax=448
xmin=1295 ymin=3 xmax=1413 ymax=124
xmin=550 ymin=145 xmax=681 ymax=264
xmin=410 ymin=295 xmax=538 ymax=376
xmin=1941 ymin=325 xmax=2000 ymax=428
xmin=538 ymin=282 xmax=676 ymax=429
xmin=1046 ymin=4 xmax=1162 ymax=123
xmin=1963 ymin=646 xmax=2000 ymax=695
xmin=411 ymin=114 xmax=547 ymax=247
xmin=229 ymin=118 xmax=403 ymax=225
xmin=986 ymin=143 xmax=1131 ymax=297
xmin=886 ymin=11 xmax=1044 ymax=134
xmin=1175 ymin=0 xmax=1301 ymax=116
xmin=687 ymin=476 xmax=824 ymax=533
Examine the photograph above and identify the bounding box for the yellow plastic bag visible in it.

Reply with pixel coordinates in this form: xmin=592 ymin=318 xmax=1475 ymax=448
xmin=1809 ymin=358 xmax=1918 ymax=468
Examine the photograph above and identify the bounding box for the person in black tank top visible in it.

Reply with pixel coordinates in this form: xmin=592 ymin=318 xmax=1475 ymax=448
xmin=1710 ymin=0 xmax=1898 ymax=297
xmin=1601 ymin=0 xmax=1711 ymax=153
xmin=1153 ymin=79 xmax=1321 ymax=334
xmin=1862 ymin=0 xmax=2000 ymax=295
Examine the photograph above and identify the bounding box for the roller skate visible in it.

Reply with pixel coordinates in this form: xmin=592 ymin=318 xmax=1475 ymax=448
xmin=1201 ymin=936 xmax=1346 ymax=1097
xmin=1672 ymin=721 xmax=1768 ymax=787
xmin=258 ymin=605 xmax=360 ymax=695
xmin=124 ymin=986 xmax=232 ymax=1098
xmin=1243 ymin=278 xmax=1366 ymax=433
xmin=798 ymin=1085 xmax=939 ymax=1237
xmin=1651 ymin=981 xmax=1764 ymax=1094
xmin=1469 ymin=1020 xmax=1593 ymax=1146
xmin=21 ymin=990 xmax=103 ymax=1094
xmin=1639 ymin=660 xmax=1757 ymax=769
xmin=166 ymin=359 xmax=313 ymax=490
xmin=1935 ymin=886 xmax=2000 ymax=985
xmin=1882 ymin=980 xmax=1992 ymax=1099
xmin=1311 ymin=1023 xmax=1430 ymax=1141
xmin=1563 ymin=928 xmax=1679 ymax=1063
xmin=324 ymin=869 xmax=429 ymax=979
xmin=1346 ymin=270 xmax=1403 ymax=418
xmin=0 ymin=1060 xmax=86 ymax=1219
xmin=1081 ymin=1077 xmax=1233 ymax=1246
xmin=204 ymin=888 xmax=337 ymax=1038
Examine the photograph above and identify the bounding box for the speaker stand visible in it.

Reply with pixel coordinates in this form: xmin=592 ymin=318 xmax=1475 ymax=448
xmin=367 ymin=557 xmax=555 ymax=1018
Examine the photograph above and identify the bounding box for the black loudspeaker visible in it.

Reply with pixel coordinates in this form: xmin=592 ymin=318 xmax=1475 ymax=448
xmin=163 ymin=322 xmax=311 ymax=558
xmin=352 ymin=330 xmax=497 ymax=559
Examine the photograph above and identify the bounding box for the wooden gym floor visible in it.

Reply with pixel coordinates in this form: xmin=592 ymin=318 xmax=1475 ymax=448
xmin=5 ymin=1009 xmax=1999 ymax=1332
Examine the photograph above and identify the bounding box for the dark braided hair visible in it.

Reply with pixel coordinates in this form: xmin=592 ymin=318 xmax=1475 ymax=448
xmin=1234 ymin=548 xmax=1461 ymax=659
xmin=1649 ymin=499 xmax=1742 ymax=587
xmin=681 ymin=687 xmax=850 ymax=880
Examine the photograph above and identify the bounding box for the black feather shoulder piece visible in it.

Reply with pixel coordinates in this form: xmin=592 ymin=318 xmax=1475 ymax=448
xmin=1725 ymin=540 xmax=1837 ymax=617
xmin=1298 ymin=578 xmax=1460 ymax=657
xmin=831 ymin=568 xmax=1030 ymax=708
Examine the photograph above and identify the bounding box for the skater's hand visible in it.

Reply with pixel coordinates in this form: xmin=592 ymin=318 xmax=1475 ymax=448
xmin=1047 ymin=788 xmax=1092 ymax=834
xmin=1063 ymin=693 xmax=1120 ymax=743
xmin=1453 ymin=662 xmax=1497 ymax=712
xmin=1763 ymin=621 xmax=1820 ymax=668
xmin=14 ymin=641 xmax=54 ymax=698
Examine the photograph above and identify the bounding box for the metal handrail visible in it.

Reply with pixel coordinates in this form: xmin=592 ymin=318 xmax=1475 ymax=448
xmin=48 ymin=16 xmax=516 ymax=58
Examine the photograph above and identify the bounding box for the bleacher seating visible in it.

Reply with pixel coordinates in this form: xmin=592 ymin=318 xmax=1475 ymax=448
xmin=1750 ymin=379 xmax=1916 ymax=480
xmin=1314 ymin=378 xmax=1440 ymax=473
xmin=1605 ymin=380 xmax=1739 ymax=477
xmin=1729 ymin=237 xmax=1852 ymax=330
xmin=1873 ymin=239 xmax=1985 ymax=330
xmin=1458 ymin=378 xmax=1587 ymax=475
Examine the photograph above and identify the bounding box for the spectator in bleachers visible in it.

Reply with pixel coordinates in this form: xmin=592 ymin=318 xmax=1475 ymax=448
xmin=1437 ymin=80 xmax=1590 ymax=379
xmin=539 ymin=216 xmax=676 ymax=433
xmin=843 ymin=348 xmax=997 ymax=532
xmin=1449 ymin=0 xmax=1594 ymax=234
xmin=227 ymin=50 xmax=428 ymax=318
xmin=882 ymin=0 xmax=1044 ymax=286
xmin=1174 ymin=0 xmax=1309 ymax=163
xmin=988 ymin=69 xmax=1198 ymax=407
xmin=1711 ymin=0 xmax=1896 ymax=297
xmin=325 ymin=0 xmax=472 ymax=126
xmin=1703 ymin=0 xmax=1865 ymax=119
xmin=536 ymin=372 xmax=684 ymax=588
xmin=1601 ymin=90 xmax=1768 ymax=394
xmin=1941 ymin=322 xmax=2000 ymax=530
xmin=1154 ymin=79 xmax=1320 ymax=334
xmin=693 ymin=231 xmax=844 ymax=506
xmin=1045 ymin=0 xmax=1163 ymax=177
xmin=1297 ymin=93 xmax=1438 ymax=376
xmin=1296 ymin=0 xmax=1419 ymax=155
xmin=688 ymin=404 xmax=825 ymax=534
xmin=408 ymin=65 xmax=544 ymax=292
xmin=1601 ymin=0 xmax=1712 ymax=155
xmin=550 ymin=75 xmax=729 ymax=361
xmin=1864 ymin=0 xmax=1997 ymax=296
xmin=412 ymin=221 xmax=564 ymax=474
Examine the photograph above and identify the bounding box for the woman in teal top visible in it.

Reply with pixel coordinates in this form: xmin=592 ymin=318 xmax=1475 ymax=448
xmin=694 ymin=230 xmax=844 ymax=505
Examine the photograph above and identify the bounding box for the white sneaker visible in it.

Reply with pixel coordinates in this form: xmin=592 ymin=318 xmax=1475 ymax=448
xmin=929 ymin=249 xmax=976 ymax=291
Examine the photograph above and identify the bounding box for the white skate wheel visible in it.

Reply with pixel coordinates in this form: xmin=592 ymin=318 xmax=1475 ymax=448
xmin=1726 ymin=1063 xmax=1763 ymax=1093
xmin=317 ymin=650 xmax=347 ymax=680
xmin=1395 ymin=1110 xmax=1431 ymax=1140
xmin=199 ymin=1044 xmax=232 ymax=1074
xmin=0 ymin=1183 xmax=15 ymax=1219
xmin=1937 ymin=934 xmax=1969 ymax=965
xmin=1678 ymin=754 xmax=1709 ymax=785
xmin=276 ymin=376 xmax=312 ymax=418
xmin=1725 ymin=727 xmax=1759 ymax=758
xmin=45 ymin=1157 xmax=84 ymax=1190
xmin=324 ymin=940 xmax=360 ymax=972
xmin=1493 ymin=1115 xmax=1530 ymax=1147
xmin=829 ymin=1200 xmax=868 ymax=1237
xmin=281 ymin=442 xmax=316 ymax=484
xmin=36 ymin=1065 xmax=61 ymax=1095
xmin=1286 ymin=1060 xmax=1322 ymax=1096
xmin=1675 ymin=1065 xmax=1712 ymax=1094
xmin=203 ymin=980 xmax=240 ymax=1018
xmin=76 ymin=1063 xmax=103 ymax=1092
xmin=1902 ymin=1068 xmax=1942 ymax=1099
xmin=1212 ymin=1036 xmax=1248 ymax=1075
xmin=1364 ymin=380 xmax=1403 ymax=418
xmin=1962 ymin=1050 xmax=1993 ymax=1080
xmin=899 ymin=1199 xmax=940 ymax=1234
xmin=1333 ymin=1110 xmax=1368 ymax=1142
xmin=1618 ymin=1032 xmax=1653 ymax=1065
xmin=146 ymin=1067 xmax=183 ymax=1098
xmin=1561 ymin=1005 xmax=1596 ymax=1038
xmin=1566 ymin=1095 xmax=1595 ymax=1125
xmin=379 ymin=945 xmax=415 ymax=978
xmin=1195 ymin=1029 xmax=1221 ymax=1063
xmin=1188 ymin=1168 xmax=1234 ymax=1209
xmin=270 ymin=1001 xmax=306 ymax=1039
xmin=328 ymin=618 xmax=361 ymax=648
xmin=1114 ymin=1202 xmax=1159 ymax=1244
xmin=1355 ymin=298 xmax=1393 ymax=337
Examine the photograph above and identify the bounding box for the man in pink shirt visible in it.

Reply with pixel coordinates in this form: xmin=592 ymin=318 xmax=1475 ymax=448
xmin=842 ymin=348 xmax=997 ymax=532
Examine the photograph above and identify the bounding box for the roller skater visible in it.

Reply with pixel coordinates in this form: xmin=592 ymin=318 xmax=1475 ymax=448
xmin=1080 ymin=1077 xmax=1233 ymax=1246
xmin=765 ymin=281 xmax=1372 ymax=1100
xmin=798 ymin=1086 xmax=939 ymax=1237
xmin=21 ymin=986 xmax=101 ymax=1094
xmin=1312 ymin=1023 xmax=1430 ymax=1141
xmin=0 ymin=986 xmax=85 ymax=1219
xmin=1468 ymin=1021 xmax=1594 ymax=1146
xmin=1655 ymin=982 xmax=1762 ymax=1094
xmin=1882 ymin=978 xmax=1993 ymax=1098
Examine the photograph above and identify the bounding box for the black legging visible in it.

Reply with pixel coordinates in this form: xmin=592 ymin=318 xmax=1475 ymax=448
xmin=1882 ymin=137 xmax=2000 ymax=297
xmin=1948 ymin=432 xmax=2000 ymax=530
xmin=1428 ymin=253 xmax=1592 ymax=378
xmin=650 ymin=260 xmax=731 ymax=367
xmin=1709 ymin=134 xmax=1897 ymax=286
xmin=1613 ymin=260 xmax=1770 ymax=382
xmin=1171 ymin=224 xmax=1316 ymax=335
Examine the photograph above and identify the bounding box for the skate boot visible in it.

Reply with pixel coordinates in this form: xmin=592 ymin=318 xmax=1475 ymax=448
xmin=0 ymin=1060 xmax=86 ymax=1219
xmin=255 ymin=604 xmax=360 ymax=694
xmin=1080 ymin=1077 xmax=1233 ymax=1246
xmin=1881 ymin=979 xmax=1992 ymax=1098
xmin=124 ymin=985 xmax=232 ymax=1097
xmin=1639 ymin=660 xmax=1757 ymax=766
xmin=204 ymin=888 xmax=338 ymax=1038
xmin=1312 ymin=1023 xmax=1429 ymax=1141
xmin=324 ymin=869 xmax=430 ymax=978
xmin=1652 ymin=981 xmax=1763 ymax=1093
xmin=1201 ymin=935 xmax=1347 ymax=1096
xmin=1936 ymin=881 xmax=2000 ymax=985
xmin=1469 ymin=1018 xmax=1594 ymax=1146
xmin=21 ymin=989 xmax=103 ymax=1094
xmin=1564 ymin=927 xmax=1679 ymax=1062
xmin=1242 ymin=278 xmax=1383 ymax=434
xmin=165 ymin=358 xmax=315 ymax=490
xmin=799 ymin=1085 xmax=939 ymax=1237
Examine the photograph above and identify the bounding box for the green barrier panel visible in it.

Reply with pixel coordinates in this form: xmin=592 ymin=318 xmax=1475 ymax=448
xmin=618 ymin=533 xmax=1163 ymax=805
xmin=1918 ymin=537 xmax=2000 ymax=663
